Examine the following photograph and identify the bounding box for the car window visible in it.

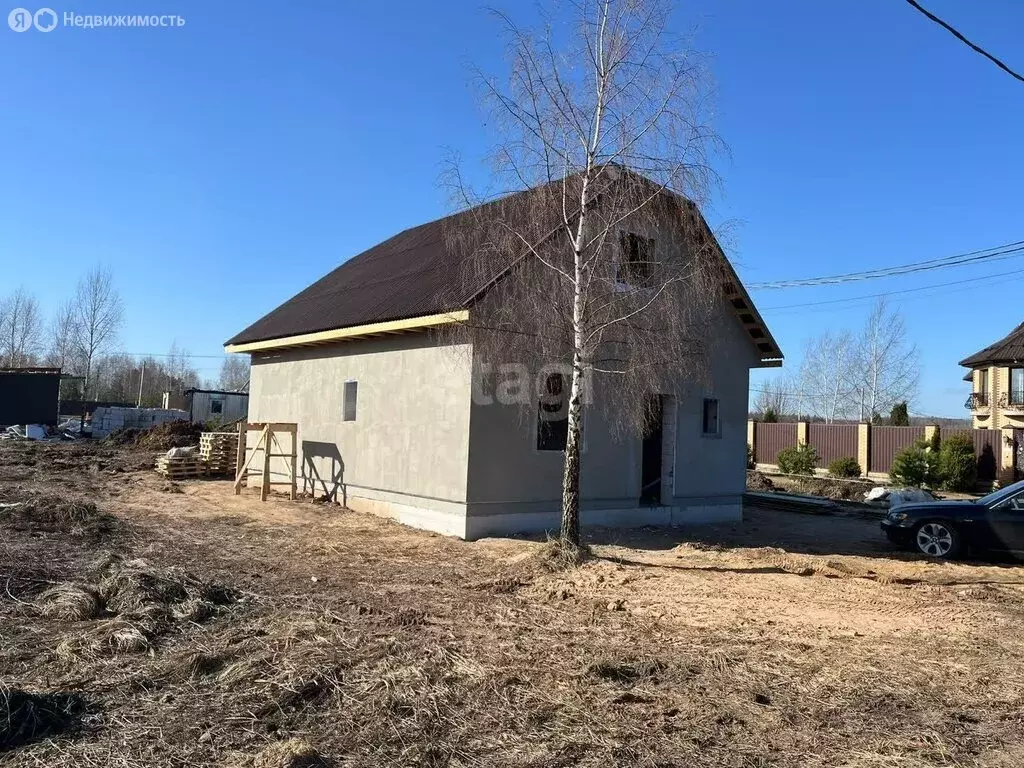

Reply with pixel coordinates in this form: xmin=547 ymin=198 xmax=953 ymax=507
xmin=979 ymin=480 xmax=1024 ymax=508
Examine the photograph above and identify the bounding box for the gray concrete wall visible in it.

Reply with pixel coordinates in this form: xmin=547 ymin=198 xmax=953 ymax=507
xmin=462 ymin=298 xmax=757 ymax=540
xmin=247 ymin=334 xmax=474 ymax=536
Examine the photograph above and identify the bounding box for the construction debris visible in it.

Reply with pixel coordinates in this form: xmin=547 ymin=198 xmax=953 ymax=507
xmin=863 ymin=487 xmax=938 ymax=508
xmin=91 ymin=407 xmax=190 ymax=439
xmin=107 ymin=420 xmax=205 ymax=451
xmin=2 ymin=424 xmax=77 ymax=441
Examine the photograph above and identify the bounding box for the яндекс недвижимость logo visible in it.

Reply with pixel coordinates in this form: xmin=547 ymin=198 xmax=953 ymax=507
xmin=8 ymin=7 xmax=56 ymax=31
xmin=8 ymin=8 xmax=184 ymax=31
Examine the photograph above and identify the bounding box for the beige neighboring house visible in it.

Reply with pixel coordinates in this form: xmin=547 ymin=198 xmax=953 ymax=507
xmin=225 ymin=178 xmax=782 ymax=540
xmin=961 ymin=322 xmax=1024 ymax=429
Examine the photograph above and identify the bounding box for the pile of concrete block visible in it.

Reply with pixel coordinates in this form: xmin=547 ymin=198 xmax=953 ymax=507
xmin=91 ymin=407 xmax=190 ymax=438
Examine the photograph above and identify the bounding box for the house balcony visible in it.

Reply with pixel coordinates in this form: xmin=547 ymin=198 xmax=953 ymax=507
xmin=965 ymin=392 xmax=990 ymax=410
xmin=998 ymin=390 xmax=1024 ymax=415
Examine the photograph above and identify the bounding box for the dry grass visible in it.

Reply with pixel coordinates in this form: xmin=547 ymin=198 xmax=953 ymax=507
xmin=237 ymin=738 xmax=330 ymax=768
xmin=35 ymin=584 xmax=102 ymax=621
xmin=3 ymin=440 xmax=1024 ymax=766
xmin=0 ymin=685 xmax=86 ymax=750
xmin=534 ymin=536 xmax=593 ymax=570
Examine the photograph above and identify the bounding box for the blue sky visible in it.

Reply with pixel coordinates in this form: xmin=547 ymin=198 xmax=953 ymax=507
xmin=1 ymin=0 xmax=1021 ymax=414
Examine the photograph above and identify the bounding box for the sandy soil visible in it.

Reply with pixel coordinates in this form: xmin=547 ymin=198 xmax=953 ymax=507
xmin=3 ymin=440 xmax=1024 ymax=767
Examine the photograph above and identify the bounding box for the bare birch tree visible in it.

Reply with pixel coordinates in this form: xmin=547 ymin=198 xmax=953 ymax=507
xmin=72 ymin=266 xmax=124 ymax=399
xmin=219 ymin=355 xmax=251 ymax=391
xmin=798 ymin=330 xmax=857 ymax=423
xmin=443 ymin=0 xmax=723 ymax=554
xmin=46 ymin=300 xmax=80 ymax=372
xmin=166 ymin=342 xmax=200 ymax=391
xmin=0 ymin=287 xmax=44 ymax=367
xmin=854 ymin=298 xmax=919 ymax=420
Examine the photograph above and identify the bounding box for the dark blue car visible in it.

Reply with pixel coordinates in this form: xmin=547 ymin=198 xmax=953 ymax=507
xmin=881 ymin=479 xmax=1024 ymax=559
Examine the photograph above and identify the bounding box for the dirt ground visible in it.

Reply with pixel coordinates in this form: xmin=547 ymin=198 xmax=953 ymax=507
xmin=3 ymin=440 xmax=1024 ymax=767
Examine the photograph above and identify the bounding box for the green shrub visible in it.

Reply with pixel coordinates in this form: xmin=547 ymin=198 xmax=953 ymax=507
xmin=827 ymin=456 xmax=862 ymax=478
xmin=890 ymin=440 xmax=940 ymax=488
xmin=940 ymin=433 xmax=977 ymax=492
xmin=762 ymin=408 xmax=778 ymax=423
xmin=746 ymin=444 xmax=755 ymax=470
xmin=777 ymin=444 xmax=818 ymax=475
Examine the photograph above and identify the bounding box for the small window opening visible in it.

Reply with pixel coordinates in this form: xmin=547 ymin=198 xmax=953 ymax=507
xmin=537 ymin=373 xmax=569 ymax=451
xmin=702 ymin=398 xmax=720 ymax=436
xmin=343 ymin=380 xmax=358 ymax=422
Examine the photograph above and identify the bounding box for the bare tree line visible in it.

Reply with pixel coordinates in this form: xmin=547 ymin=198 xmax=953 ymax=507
xmin=1 ymin=265 xmax=249 ymax=405
xmin=753 ymin=298 xmax=919 ymax=423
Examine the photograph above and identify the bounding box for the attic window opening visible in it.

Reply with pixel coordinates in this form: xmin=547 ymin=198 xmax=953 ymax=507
xmin=617 ymin=232 xmax=654 ymax=287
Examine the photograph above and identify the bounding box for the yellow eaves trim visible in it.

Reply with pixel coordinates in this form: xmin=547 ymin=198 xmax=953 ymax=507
xmin=224 ymin=310 xmax=470 ymax=353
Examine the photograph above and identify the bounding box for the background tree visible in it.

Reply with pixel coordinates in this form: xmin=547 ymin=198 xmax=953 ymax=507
xmin=72 ymin=266 xmax=124 ymax=400
xmin=753 ymin=376 xmax=791 ymax=419
xmin=445 ymin=0 xmax=722 ymax=554
xmin=854 ymin=298 xmax=919 ymax=421
xmin=0 ymin=287 xmax=44 ymax=367
xmin=890 ymin=400 xmax=910 ymax=426
xmin=46 ymin=300 xmax=80 ymax=373
xmin=165 ymin=342 xmax=200 ymax=392
xmin=219 ymin=355 xmax=251 ymax=391
xmin=798 ymin=330 xmax=856 ymax=423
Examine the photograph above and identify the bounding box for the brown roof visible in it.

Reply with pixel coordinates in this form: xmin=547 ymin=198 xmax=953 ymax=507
xmin=225 ymin=176 xmax=782 ymax=362
xmin=959 ymin=322 xmax=1024 ymax=367
xmin=225 ymin=214 xmax=465 ymax=347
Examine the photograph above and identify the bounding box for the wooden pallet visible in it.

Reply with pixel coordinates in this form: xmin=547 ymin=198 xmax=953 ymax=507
xmin=200 ymin=432 xmax=239 ymax=476
xmin=155 ymin=456 xmax=208 ymax=479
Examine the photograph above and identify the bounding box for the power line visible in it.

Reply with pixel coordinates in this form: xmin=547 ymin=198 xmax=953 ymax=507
xmin=759 ymin=266 xmax=1024 ymax=311
xmin=903 ymin=0 xmax=1024 ymax=85
xmin=119 ymin=352 xmax=234 ymax=359
xmin=747 ymin=239 xmax=1024 ymax=290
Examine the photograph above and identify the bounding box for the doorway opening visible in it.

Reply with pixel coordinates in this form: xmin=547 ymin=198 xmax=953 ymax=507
xmin=640 ymin=395 xmax=663 ymax=505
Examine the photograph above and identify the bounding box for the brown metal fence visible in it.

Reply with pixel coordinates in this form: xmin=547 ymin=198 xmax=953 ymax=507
xmin=943 ymin=428 xmax=1002 ymax=482
xmin=869 ymin=426 xmax=924 ymax=474
xmin=754 ymin=423 xmax=798 ymax=465
xmin=807 ymin=424 xmax=859 ymax=467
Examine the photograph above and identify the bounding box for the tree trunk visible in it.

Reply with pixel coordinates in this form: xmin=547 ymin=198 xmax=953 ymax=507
xmin=560 ymin=353 xmax=584 ymax=548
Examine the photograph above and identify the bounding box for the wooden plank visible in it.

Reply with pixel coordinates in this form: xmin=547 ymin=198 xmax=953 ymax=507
xmin=234 ymin=426 xmax=267 ymax=495
xmin=260 ymin=426 xmax=270 ymax=502
xmin=290 ymin=429 xmax=297 ymax=501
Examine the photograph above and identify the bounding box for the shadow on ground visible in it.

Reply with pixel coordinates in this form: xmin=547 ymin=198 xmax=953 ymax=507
xmin=574 ymin=503 xmax=1024 ymax=570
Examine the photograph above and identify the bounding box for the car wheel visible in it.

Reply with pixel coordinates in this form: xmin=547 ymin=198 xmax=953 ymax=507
xmin=914 ymin=521 xmax=962 ymax=559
